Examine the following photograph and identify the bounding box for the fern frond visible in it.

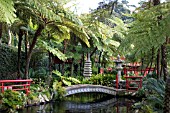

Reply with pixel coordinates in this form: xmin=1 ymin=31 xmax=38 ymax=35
xmin=0 ymin=0 xmax=16 ymax=23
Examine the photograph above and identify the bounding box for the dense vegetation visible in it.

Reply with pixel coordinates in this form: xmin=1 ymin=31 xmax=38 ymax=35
xmin=0 ymin=0 xmax=170 ymax=112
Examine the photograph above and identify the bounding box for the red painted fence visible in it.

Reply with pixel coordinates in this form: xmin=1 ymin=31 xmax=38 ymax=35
xmin=0 ymin=79 xmax=32 ymax=95
xmin=124 ymin=76 xmax=143 ymax=91
xmin=123 ymin=68 xmax=156 ymax=76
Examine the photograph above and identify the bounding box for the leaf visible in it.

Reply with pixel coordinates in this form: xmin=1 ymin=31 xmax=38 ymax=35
xmin=52 ymin=70 xmax=62 ymax=77
xmin=0 ymin=0 xmax=16 ymax=23
xmin=62 ymin=79 xmax=71 ymax=86
xmin=67 ymin=77 xmax=80 ymax=84
xmin=38 ymin=39 xmax=67 ymax=61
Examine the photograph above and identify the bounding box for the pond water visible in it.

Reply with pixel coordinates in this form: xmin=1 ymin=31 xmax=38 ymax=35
xmin=19 ymin=93 xmax=136 ymax=113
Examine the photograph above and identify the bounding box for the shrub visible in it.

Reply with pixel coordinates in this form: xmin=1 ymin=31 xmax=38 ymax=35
xmin=0 ymin=90 xmax=26 ymax=112
xmin=82 ymin=74 xmax=116 ymax=86
xmin=52 ymin=81 xmax=66 ymax=100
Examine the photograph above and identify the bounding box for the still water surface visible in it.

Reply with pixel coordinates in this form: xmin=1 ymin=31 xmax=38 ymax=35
xmin=19 ymin=93 xmax=136 ymax=113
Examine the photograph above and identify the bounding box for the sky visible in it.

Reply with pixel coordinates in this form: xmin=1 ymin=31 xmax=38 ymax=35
xmin=66 ymin=0 xmax=142 ymax=14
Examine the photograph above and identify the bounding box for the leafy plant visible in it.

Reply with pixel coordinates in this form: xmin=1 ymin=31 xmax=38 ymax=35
xmin=82 ymin=74 xmax=116 ymax=86
xmin=52 ymin=70 xmax=80 ymax=86
xmin=133 ymin=78 xmax=165 ymax=112
xmin=0 ymin=90 xmax=26 ymax=112
xmin=52 ymin=81 xmax=66 ymax=100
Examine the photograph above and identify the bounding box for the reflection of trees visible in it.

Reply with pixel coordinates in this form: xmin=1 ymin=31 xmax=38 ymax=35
xmin=19 ymin=97 xmax=136 ymax=113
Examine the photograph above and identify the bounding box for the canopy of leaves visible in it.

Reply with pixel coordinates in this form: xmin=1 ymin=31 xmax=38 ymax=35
xmin=0 ymin=0 xmax=16 ymax=23
xmin=120 ymin=2 xmax=170 ymax=57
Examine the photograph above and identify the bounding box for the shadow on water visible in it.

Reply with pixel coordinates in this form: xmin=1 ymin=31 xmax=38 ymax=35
xmin=19 ymin=93 xmax=137 ymax=113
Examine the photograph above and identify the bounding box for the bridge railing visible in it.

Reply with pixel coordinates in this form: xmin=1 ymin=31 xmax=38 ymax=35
xmin=0 ymin=79 xmax=32 ymax=95
xmin=124 ymin=76 xmax=143 ymax=91
xmin=123 ymin=68 xmax=156 ymax=76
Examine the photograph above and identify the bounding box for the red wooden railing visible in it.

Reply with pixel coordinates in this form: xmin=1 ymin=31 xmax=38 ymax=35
xmin=124 ymin=76 xmax=143 ymax=91
xmin=0 ymin=79 xmax=32 ymax=95
xmin=123 ymin=68 xmax=156 ymax=76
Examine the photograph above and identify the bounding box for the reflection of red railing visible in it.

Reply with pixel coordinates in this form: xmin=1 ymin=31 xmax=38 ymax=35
xmin=0 ymin=79 xmax=32 ymax=95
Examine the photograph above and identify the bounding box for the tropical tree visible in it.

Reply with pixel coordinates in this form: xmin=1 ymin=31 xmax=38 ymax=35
xmin=120 ymin=1 xmax=170 ymax=79
xmin=0 ymin=0 xmax=16 ymax=24
xmin=0 ymin=0 xmax=16 ymax=44
xmin=14 ymin=0 xmax=90 ymax=78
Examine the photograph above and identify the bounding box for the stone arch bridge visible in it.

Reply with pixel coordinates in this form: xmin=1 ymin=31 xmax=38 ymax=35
xmin=64 ymin=84 xmax=126 ymax=97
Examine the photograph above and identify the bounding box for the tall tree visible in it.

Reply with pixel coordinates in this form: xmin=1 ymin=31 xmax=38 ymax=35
xmin=14 ymin=0 xmax=90 ymax=78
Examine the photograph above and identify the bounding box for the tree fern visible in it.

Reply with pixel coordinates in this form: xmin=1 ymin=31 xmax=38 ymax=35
xmin=0 ymin=0 xmax=16 ymax=23
xmin=121 ymin=2 xmax=170 ymax=55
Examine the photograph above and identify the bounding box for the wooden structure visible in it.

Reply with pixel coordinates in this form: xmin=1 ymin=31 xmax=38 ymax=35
xmin=0 ymin=79 xmax=32 ymax=95
xmin=124 ymin=76 xmax=143 ymax=91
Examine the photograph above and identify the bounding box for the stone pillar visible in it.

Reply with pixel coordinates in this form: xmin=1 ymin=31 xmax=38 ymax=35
xmin=83 ymin=53 xmax=92 ymax=78
xmin=114 ymin=55 xmax=124 ymax=88
xmin=114 ymin=55 xmax=124 ymax=83
xmin=164 ymin=77 xmax=170 ymax=113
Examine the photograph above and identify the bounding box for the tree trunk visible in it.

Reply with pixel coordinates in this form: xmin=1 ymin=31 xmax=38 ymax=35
xmin=156 ymin=49 xmax=160 ymax=79
xmin=49 ymin=52 xmax=52 ymax=75
xmin=0 ymin=23 xmax=2 ymax=44
xmin=80 ymin=53 xmax=85 ymax=75
xmin=25 ymin=25 xmax=44 ymax=79
xmin=17 ymin=29 xmax=24 ymax=78
xmin=61 ymin=39 xmax=68 ymax=75
xmin=71 ymin=58 xmax=74 ymax=76
xmin=161 ymin=43 xmax=168 ymax=81
xmin=153 ymin=0 xmax=163 ymax=79
xmin=8 ymin=25 xmax=12 ymax=46
xmin=141 ymin=57 xmax=144 ymax=74
xmin=164 ymin=77 xmax=170 ymax=113
xmin=148 ymin=48 xmax=154 ymax=74
xmin=24 ymin=32 xmax=28 ymax=60
xmin=153 ymin=0 xmax=160 ymax=5
xmin=90 ymin=47 xmax=97 ymax=57
xmin=98 ymin=51 xmax=102 ymax=73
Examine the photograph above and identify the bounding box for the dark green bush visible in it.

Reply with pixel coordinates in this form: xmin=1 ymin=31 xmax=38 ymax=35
xmin=0 ymin=44 xmax=24 ymax=79
xmin=82 ymin=74 xmax=116 ymax=86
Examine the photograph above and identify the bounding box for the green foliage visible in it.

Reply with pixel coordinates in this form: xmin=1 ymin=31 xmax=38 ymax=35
xmin=20 ymin=67 xmax=49 ymax=82
xmin=52 ymin=81 xmax=66 ymax=100
xmin=135 ymin=87 xmax=145 ymax=97
xmin=38 ymin=39 xmax=67 ymax=61
xmin=143 ymin=78 xmax=165 ymax=110
xmin=82 ymin=74 xmax=116 ymax=86
xmin=28 ymin=82 xmax=52 ymax=104
xmin=0 ymin=44 xmax=24 ymax=79
xmin=120 ymin=2 xmax=170 ymax=57
xmin=133 ymin=78 xmax=165 ymax=112
xmin=0 ymin=0 xmax=16 ymax=23
xmin=52 ymin=70 xmax=80 ymax=86
xmin=0 ymin=90 xmax=26 ymax=112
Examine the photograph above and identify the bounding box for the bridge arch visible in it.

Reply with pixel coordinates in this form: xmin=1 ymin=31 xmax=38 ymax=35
xmin=64 ymin=84 xmax=125 ymax=97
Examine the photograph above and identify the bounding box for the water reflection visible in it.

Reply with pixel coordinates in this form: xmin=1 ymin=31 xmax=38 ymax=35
xmin=19 ymin=93 xmax=136 ymax=113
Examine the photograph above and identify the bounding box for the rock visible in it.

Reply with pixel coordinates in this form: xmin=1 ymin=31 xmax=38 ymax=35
xmin=42 ymin=94 xmax=49 ymax=102
xmin=38 ymin=94 xmax=45 ymax=103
